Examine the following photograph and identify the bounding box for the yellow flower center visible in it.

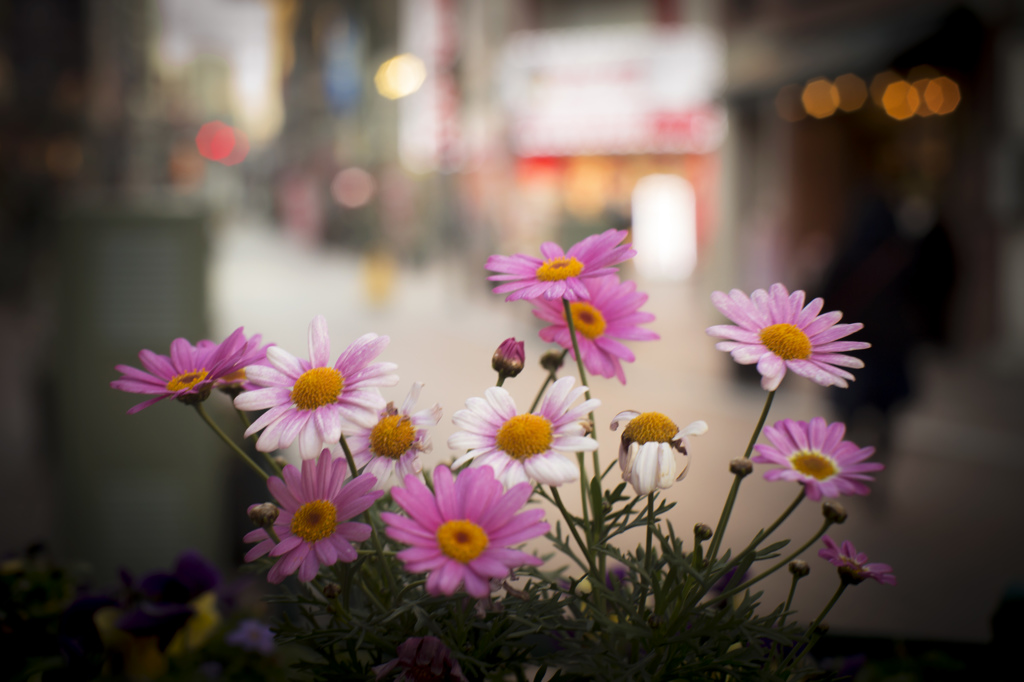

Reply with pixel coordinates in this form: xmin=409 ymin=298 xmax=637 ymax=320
xmin=535 ymin=256 xmax=584 ymax=282
xmin=569 ymin=302 xmax=607 ymax=340
xmin=790 ymin=451 xmax=837 ymax=480
xmin=369 ymin=415 xmax=416 ymax=460
xmin=621 ymin=412 xmax=678 ymax=444
xmin=290 ymin=499 xmax=337 ymax=543
xmin=759 ymin=323 xmax=812 ymax=360
xmin=291 ymin=367 xmax=344 ymax=410
xmin=436 ymin=520 xmax=489 ymax=563
xmin=219 ymin=368 xmax=247 ymax=385
xmin=495 ymin=414 xmax=553 ymax=460
xmin=166 ymin=369 xmax=209 ymax=392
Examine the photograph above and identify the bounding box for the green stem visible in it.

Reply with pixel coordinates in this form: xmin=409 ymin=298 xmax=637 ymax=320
xmin=779 ymin=571 xmax=803 ymax=627
xmin=730 ymin=489 xmax=806 ymax=571
xmin=551 ymin=486 xmax=596 ymax=575
xmin=782 ymin=582 xmax=848 ymax=671
xmin=496 ymin=375 xmax=506 ymax=387
xmin=338 ymin=433 xmax=398 ymax=601
xmin=706 ymin=390 xmax=776 ymax=562
xmin=194 ymin=403 xmax=268 ymax=480
xmin=339 ymin=432 xmax=359 ymax=478
xmin=645 ymin=493 xmax=655 ymax=574
xmin=528 ymin=350 xmax=567 ymax=413
xmin=234 ymin=409 xmax=284 ymax=476
xmin=562 ymin=298 xmax=599 ymax=539
xmin=712 ymin=520 xmax=832 ymax=605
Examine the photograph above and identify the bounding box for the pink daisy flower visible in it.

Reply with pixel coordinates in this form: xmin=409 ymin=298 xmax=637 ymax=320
xmin=706 ymin=283 xmax=870 ymax=391
xmin=532 ymin=275 xmax=659 ymax=384
xmin=111 ymin=326 xmax=251 ymax=414
xmin=610 ymin=410 xmax=708 ymax=496
xmin=243 ymin=449 xmax=383 ymax=583
xmin=752 ymin=417 xmax=884 ymax=501
xmin=447 ymin=377 xmax=599 ymax=487
xmin=199 ymin=332 xmax=274 ymax=393
xmin=346 ymin=382 xmax=442 ymax=489
xmin=233 ymin=316 xmax=399 ymax=459
xmin=485 ymin=228 xmax=635 ymax=302
xmin=382 ymin=465 xmax=549 ymax=599
xmin=819 ymin=535 xmax=896 ymax=585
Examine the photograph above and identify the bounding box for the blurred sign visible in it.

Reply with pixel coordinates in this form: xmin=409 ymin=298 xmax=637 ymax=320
xmin=500 ymin=25 xmax=727 ymax=157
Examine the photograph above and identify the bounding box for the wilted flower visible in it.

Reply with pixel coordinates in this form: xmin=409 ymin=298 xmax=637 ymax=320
xmin=382 ymin=465 xmax=548 ymax=599
xmin=448 ymin=376 xmax=599 ymax=487
xmin=372 ymin=636 xmax=468 ymax=681
xmin=485 ymin=228 xmax=635 ymax=302
xmin=706 ymin=283 xmax=870 ymax=391
xmin=752 ymin=417 xmax=883 ymax=501
xmin=819 ymin=535 xmax=895 ymax=585
xmin=611 ymin=411 xmax=708 ymax=496
xmin=233 ymin=316 xmax=398 ymax=459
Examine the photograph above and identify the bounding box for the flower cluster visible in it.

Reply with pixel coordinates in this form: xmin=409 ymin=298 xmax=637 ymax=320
xmin=107 ymin=227 xmax=895 ymax=681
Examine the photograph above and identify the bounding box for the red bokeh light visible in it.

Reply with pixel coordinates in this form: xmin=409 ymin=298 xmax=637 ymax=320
xmin=196 ymin=121 xmax=248 ymax=165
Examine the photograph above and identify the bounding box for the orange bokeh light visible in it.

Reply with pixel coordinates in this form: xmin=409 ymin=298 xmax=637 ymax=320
xmin=881 ymin=80 xmax=920 ymax=120
xmin=924 ymin=76 xmax=960 ymax=115
xmin=834 ymin=74 xmax=867 ymax=112
xmin=801 ymin=78 xmax=839 ymax=119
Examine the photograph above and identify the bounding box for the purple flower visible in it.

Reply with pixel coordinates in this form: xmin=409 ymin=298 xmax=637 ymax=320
xmin=532 ymin=275 xmax=659 ymax=384
xmin=447 ymin=377 xmax=599 ymax=487
xmin=243 ymin=449 xmax=383 ymax=583
xmin=819 ymin=535 xmax=896 ymax=585
xmin=226 ymin=619 xmax=276 ymax=656
xmin=486 ymin=228 xmax=635 ymax=302
xmin=233 ymin=315 xmax=399 ymax=459
xmin=706 ymin=283 xmax=870 ymax=391
xmin=382 ymin=465 xmax=549 ymax=599
xmin=112 ymin=327 xmax=255 ymax=413
xmin=752 ymin=417 xmax=883 ymax=501
xmin=372 ymin=636 xmax=468 ymax=681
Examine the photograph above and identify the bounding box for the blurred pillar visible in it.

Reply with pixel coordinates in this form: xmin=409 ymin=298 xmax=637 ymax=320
xmin=54 ymin=204 xmax=226 ymax=579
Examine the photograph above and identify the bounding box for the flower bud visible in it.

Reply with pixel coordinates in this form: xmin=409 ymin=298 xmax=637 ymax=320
xmin=575 ymin=577 xmax=592 ymax=595
xmin=729 ymin=459 xmax=753 ymax=477
xmin=694 ymin=523 xmax=713 ymax=542
xmin=321 ymin=582 xmax=341 ymax=599
xmin=492 ymin=338 xmax=525 ymax=379
xmin=247 ymin=502 xmax=279 ymax=527
xmin=788 ymin=560 xmax=810 ymax=578
xmin=822 ymin=500 xmax=848 ymax=524
xmin=540 ymin=350 xmax=564 ymax=373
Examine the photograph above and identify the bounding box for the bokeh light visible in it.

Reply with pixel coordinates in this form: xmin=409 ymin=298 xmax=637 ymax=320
xmin=924 ymin=76 xmax=960 ymax=115
xmin=331 ymin=167 xmax=377 ymax=208
xmin=374 ymin=53 xmax=427 ymax=100
xmin=912 ymin=79 xmax=934 ymax=116
xmin=881 ymin=80 xmax=920 ymax=120
xmin=870 ymin=70 xmax=901 ymax=107
xmin=219 ymin=128 xmax=250 ymax=166
xmin=775 ymin=84 xmax=806 ymax=122
xmin=834 ymin=73 xmax=867 ymax=112
xmin=196 ymin=121 xmax=236 ymax=162
xmin=801 ymin=78 xmax=839 ymax=119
